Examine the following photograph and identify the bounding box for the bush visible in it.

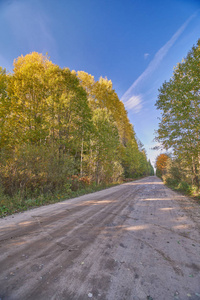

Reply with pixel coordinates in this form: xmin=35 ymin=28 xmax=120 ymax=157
xmin=164 ymin=177 xmax=179 ymax=187
xmin=0 ymin=144 xmax=76 ymax=197
xmin=177 ymin=181 xmax=190 ymax=193
xmin=123 ymin=178 xmax=135 ymax=182
xmin=67 ymin=175 xmax=91 ymax=191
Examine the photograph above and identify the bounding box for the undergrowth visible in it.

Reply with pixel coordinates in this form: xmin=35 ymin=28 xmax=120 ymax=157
xmin=164 ymin=179 xmax=200 ymax=203
xmin=0 ymin=182 xmax=120 ymax=218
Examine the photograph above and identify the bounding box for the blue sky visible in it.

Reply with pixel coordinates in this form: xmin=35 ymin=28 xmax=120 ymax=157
xmin=0 ymin=0 xmax=200 ymax=166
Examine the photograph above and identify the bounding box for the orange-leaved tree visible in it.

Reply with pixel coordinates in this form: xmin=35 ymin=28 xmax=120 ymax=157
xmin=155 ymin=154 xmax=169 ymax=178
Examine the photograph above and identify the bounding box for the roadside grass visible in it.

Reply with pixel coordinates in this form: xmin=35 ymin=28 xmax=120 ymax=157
xmin=164 ymin=180 xmax=200 ymax=204
xmin=0 ymin=182 xmax=121 ymax=218
xmin=0 ymin=176 xmax=152 ymax=218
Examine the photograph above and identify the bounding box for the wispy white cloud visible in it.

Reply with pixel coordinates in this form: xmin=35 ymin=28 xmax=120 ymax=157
xmin=125 ymin=95 xmax=142 ymax=113
xmin=144 ymin=53 xmax=149 ymax=59
xmin=121 ymin=13 xmax=196 ymax=113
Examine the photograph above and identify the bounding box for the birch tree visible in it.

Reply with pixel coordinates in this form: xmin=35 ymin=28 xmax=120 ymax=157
xmin=155 ymin=40 xmax=200 ymax=187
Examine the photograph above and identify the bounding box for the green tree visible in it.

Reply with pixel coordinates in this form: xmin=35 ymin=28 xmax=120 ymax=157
xmin=45 ymin=65 xmax=92 ymax=166
xmin=0 ymin=53 xmax=93 ymax=196
xmin=0 ymin=52 xmax=152 ymax=200
xmin=0 ymin=53 xmax=53 ymax=150
xmin=0 ymin=67 xmax=10 ymax=149
xmin=84 ymin=108 xmax=122 ymax=184
xmin=155 ymin=40 xmax=200 ymax=187
xmin=77 ymin=71 xmax=135 ymax=145
xmin=147 ymin=159 xmax=155 ymax=176
xmin=121 ymin=139 xmax=140 ymax=178
xmin=77 ymin=70 xmax=151 ymax=180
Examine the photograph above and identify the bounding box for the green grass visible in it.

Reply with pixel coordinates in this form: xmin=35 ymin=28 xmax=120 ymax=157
xmin=0 ymin=182 xmax=120 ymax=218
xmin=0 ymin=176 xmax=152 ymax=217
xmin=164 ymin=180 xmax=200 ymax=204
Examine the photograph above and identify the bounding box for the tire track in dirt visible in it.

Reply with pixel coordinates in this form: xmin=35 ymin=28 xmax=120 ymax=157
xmin=0 ymin=183 xmax=142 ymax=299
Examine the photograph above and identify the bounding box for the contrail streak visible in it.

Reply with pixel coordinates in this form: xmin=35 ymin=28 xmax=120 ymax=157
xmin=121 ymin=12 xmax=197 ymax=110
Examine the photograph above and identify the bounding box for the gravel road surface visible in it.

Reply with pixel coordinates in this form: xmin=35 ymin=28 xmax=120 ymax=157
xmin=0 ymin=176 xmax=200 ymax=300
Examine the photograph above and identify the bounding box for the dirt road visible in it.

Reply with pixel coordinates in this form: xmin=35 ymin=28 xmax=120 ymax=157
xmin=0 ymin=176 xmax=200 ymax=300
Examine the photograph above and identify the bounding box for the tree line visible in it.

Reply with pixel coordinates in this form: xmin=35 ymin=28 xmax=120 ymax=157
xmin=155 ymin=39 xmax=200 ymax=195
xmin=0 ymin=52 xmax=154 ymax=200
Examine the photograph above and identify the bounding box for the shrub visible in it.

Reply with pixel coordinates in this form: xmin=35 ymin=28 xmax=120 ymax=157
xmin=78 ymin=176 xmax=91 ymax=188
xmin=177 ymin=181 xmax=190 ymax=193
xmin=164 ymin=177 xmax=179 ymax=187
xmin=0 ymin=144 xmax=75 ymax=197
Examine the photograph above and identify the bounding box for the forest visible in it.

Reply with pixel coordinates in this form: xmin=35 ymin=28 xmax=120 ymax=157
xmin=155 ymin=39 xmax=200 ymax=198
xmin=0 ymin=52 xmax=154 ymax=215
